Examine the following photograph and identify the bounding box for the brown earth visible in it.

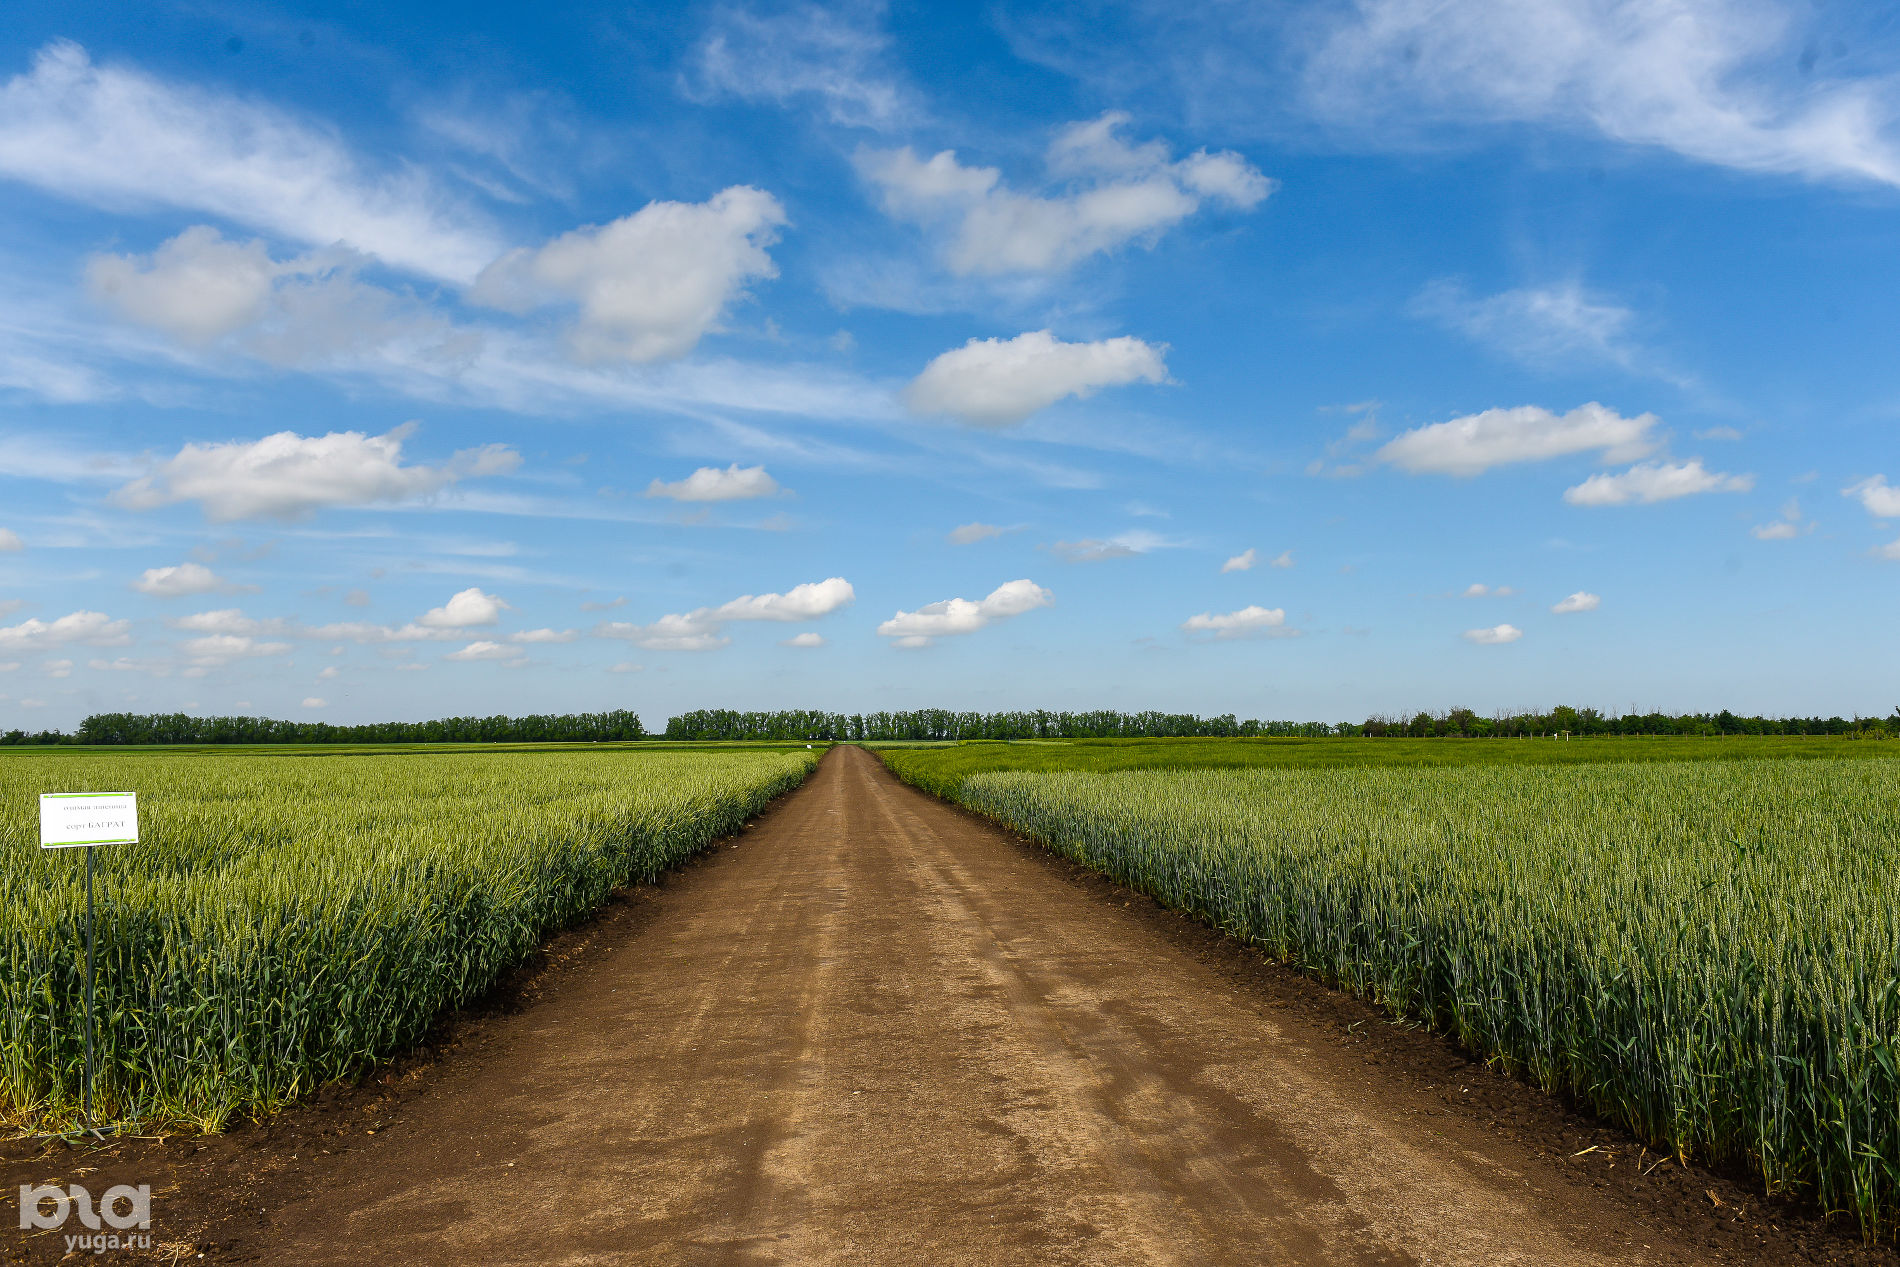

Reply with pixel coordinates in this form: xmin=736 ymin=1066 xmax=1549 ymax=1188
xmin=5 ymin=744 xmax=1893 ymax=1264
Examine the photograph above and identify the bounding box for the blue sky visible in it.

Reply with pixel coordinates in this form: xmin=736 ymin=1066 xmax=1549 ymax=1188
xmin=1 ymin=0 xmax=1896 ymax=728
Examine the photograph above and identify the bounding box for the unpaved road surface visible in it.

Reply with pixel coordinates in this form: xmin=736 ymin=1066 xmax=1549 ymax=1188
xmin=6 ymin=746 xmax=1868 ymax=1264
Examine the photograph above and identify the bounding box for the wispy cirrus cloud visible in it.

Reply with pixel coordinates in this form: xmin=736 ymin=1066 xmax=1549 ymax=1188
xmin=1302 ymin=0 xmax=1900 ymax=188
xmin=0 ymin=41 xmax=502 ymax=281
xmin=686 ymin=3 xmax=922 ymax=130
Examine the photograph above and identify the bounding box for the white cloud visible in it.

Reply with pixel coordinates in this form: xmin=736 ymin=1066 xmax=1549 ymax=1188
xmin=44 ymin=659 xmax=72 ymax=679
xmin=1304 ymin=0 xmax=1900 ymax=188
xmin=87 ymin=226 xmax=278 ymax=344
xmin=1180 ymin=605 xmax=1291 ymax=640
xmin=84 ymin=226 xmax=438 ymax=367
xmin=905 ymin=330 xmax=1168 ymax=426
xmin=170 ymin=609 xmax=292 ymax=637
xmin=1697 ymin=426 xmax=1744 ymax=441
xmin=1221 ymin=548 xmax=1257 ymax=573
xmin=1844 ymin=475 xmax=1900 ymax=518
xmin=301 ymin=697 xmax=327 ymax=709
xmin=0 ymin=528 xmax=19 ymax=551
xmin=876 ymin=578 xmax=1052 ymax=645
xmin=180 ymin=633 xmax=294 ymax=664
xmin=1050 ymin=530 xmax=1169 ymax=563
xmin=132 ymin=561 xmax=245 ymax=598
xmin=859 ymin=112 xmax=1272 ymax=275
xmin=0 ymin=41 xmax=500 ymax=281
xmin=1377 ymin=403 xmax=1658 ymax=476
xmin=417 ymin=587 xmax=509 ymax=629
xmin=1564 ymin=459 xmax=1754 ymax=505
xmin=1269 ymin=550 xmax=1294 ymax=569
xmin=645 ymin=464 xmax=781 ymax=502
xmin=688 ymin=4 xmax=918 ymax=129
xmin=711 ymin=578 xmax=856 ymax=622
xmin=469 ymin=187 xmax=785 ymax=362
xmin=1412 ymin=279 xmax=1637 ymax=368
xmin=0 ymin=610 xmax=131 ymax=653
xmin=595 ymin=577 xmax=854 ymax=651
xmin=1752 ymin=498 xmax=1811 ymax=539
xmin=112 ymin=424 xmax=520 ymax=521
xmin=606 ymin=661 xmax=644 ymax=673
xmin=1877 ymin=539 xmax=1900 ymax=562
xmin=1461 ymin=583 xmax=1517 ymax=597
xmin=445 ymin=640 xmax=524 ymax=663
xmin=509 ymin=628 xmax=576 ymax=644
xmin=318 ymin=666 xmax=339 ymax=679
xmin=1463 ymin=624 xmax=1524 ymax=645
xmin=1551 ymin=591 xmax=1601 ymax=613
xmin=948 ymin=522 xmax=1004 ymax=545
xmin=781 ymin=632 xmax=826 ymax=647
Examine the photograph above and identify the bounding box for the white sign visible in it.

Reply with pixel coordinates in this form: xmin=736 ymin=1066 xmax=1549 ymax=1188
xmin=39 ymin=793 xmax=139 ymax=850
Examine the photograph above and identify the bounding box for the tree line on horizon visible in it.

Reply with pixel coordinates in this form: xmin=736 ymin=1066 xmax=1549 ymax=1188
xmin=1 ymin=710 xmax=648 ymax=746
xmin=663 ymin=707 xmax=1900 ymax=742
xmin=0 ymin=705 xmax=1892 ymax=747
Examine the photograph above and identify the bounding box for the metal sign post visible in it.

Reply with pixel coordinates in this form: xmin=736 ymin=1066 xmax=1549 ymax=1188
xmin=38 ymin=792 xmax=139 ymax=1128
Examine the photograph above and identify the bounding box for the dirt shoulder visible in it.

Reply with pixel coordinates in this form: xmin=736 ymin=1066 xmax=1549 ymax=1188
xmin=5 ymin=745 xmax=1889 ymax=1264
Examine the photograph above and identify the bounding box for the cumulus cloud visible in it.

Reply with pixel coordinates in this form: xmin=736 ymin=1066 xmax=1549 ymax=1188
xmin=87 ymin=226 xmax=278 ymax=345
xmin=180 ymin=633 xmax=293 ymax=664
xmin=905 ymin=329 xmax=1168 ymax=426
xmin=0 ymin=41 xmax=500 ymax=281
xmin=445 ymin=640 xmax=524 ymax=663
xmin=595 ymin=577 xmax=855 ymax=651
xmin=1412 ymin=279 xmax=1638 ymax=368
xmin=44 ymin=659 xmax=72 ymax=679
xmin=1463 ymin=624 xmax=1524 ymax=645
xmin=1563 ymin=459 xmax=1754 ymax=505
xmin=1303 ymin=0 xmax=1900 ymax=189
xmin=1844 ymin=475 xmax=1900 ymax=518
xmin=1877 ymin=539 xmax=1900 ymax=562
xmin=1221 ymin=548 xmax=1257 ymax=573
xmin=1180 ymin=605 xmax=1291 ymax=640
xmin=858 ymin=112 xmax=1272 ymax=275
xmin=0 ymin=528 xmax=20 ymax=551
xmin=645 ymin=464 xmax=780 ymax=502
xmin=781 ymin=632 xmax=826 ymax=647
xmin=417 ymin=587 xmax=509 ymax=629
xmin=1377 ymin=403 xmax=1658 ymax=476
xmin=687 ymin=4 xmax=918 ymax=130
xmin=301 ymin=697 xmax=327 ymax=709
xmin=876 ymin=578 xmax=1052 ymax=646
xmin=0 ymin=610 xmax=131 ymax=653
xmin=948 ymin=522 xmax=1005 ymax=545
xmin=1753 ymin=498 xmax=1811 ymax=539
xmin=132 ymin=562 xmax=247 ymax=598
xmin=169 ymin=592 xmax=514 ymax=647
xmin=509 ymin=628 xmax=576 ymax=644
xmin=469 ymin=187 xmax=785 ymax=362
xmin=711 ymin=577 xmax=856 ymax=623
xmin=1461 ymin=583 xmax=1517 ymax=597
xmin=112 ymin=424 xmax=520 ymax=521
xmin=84 ymin=226 xmax=439 ymax=366
xmin=1551 ymin=591 xmax=1601 ymax=613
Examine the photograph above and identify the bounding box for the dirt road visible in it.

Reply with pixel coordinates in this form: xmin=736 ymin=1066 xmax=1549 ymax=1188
xmin=11 ymin=745 xmax=1858 ymax=1264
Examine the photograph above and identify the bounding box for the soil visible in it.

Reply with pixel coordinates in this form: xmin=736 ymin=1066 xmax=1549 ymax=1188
xmin=4 ymin=744 xmax=1894 ymax=1264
